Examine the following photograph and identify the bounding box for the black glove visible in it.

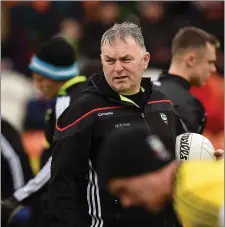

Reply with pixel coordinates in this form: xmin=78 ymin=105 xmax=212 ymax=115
xmin=1 ymin=196 xmax=21 ymax=226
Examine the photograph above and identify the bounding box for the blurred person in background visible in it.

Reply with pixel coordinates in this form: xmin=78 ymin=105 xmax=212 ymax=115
xmin=137 ymin=1 xmax=176 ymax=69
xmin=1 ymin=69 xmax=34 ymax=133
xmin=1 ymin=118 xmax=34 ymax=227
xmin=79 ymin=59 xmax=103 ymax=79
xmin=168 ymin=1 xmax=224 ymax=148
xmin=1 ymin=5 xmax=10 ymax=43
xmin=80 ymin=1 xmax=121 ymax=60
xmin=48 ymin=22 xmax=185 ymax=227
xmin=1 ymin=2 xmax=52 ymax=76
xmin=59 ymin=18 xmax=83 ymax=56
xmin=97 ymin=125 xmax=224 ymax=227
xmin=30 ymin=36 xmax=87 ymax=165
xmin=79 ymin=2 xmax=121 ymax=79
xmin=21 ymin=18 xmax=83 ymax=134
xmin=1 ymin=36 xmax=87 ymax=227
xmin=154 ymin=27 xmax=220 ymax=134
xmin=1 ymin=4 xmax=35 ymax=132
xmin=174 ymin=1 xmax=224 ymax=73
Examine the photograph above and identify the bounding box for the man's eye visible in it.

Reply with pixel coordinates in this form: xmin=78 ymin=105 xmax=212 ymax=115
xmin=106 ymin=60 xmax=114 ymax=63
xmin=123 ymin=59 xmax=131 ymax=62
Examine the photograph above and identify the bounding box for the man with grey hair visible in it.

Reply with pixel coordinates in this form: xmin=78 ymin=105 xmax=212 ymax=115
xmin=48 ymin=22 xmax=184 ymax=227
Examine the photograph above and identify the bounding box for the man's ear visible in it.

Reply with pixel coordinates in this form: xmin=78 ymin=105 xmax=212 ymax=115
xmin=143 ymin=52 xmax=150 ymax=70
xmin=184 ymin=52 xmax=197 ymax=68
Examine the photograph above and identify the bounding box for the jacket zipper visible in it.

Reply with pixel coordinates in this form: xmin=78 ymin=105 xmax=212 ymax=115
xmin=141 ymin=112 xmax=152 ymax=134
xmin=114 ymin=112 xmax=151 ymax=222
xmin=108 ymin=96 xmax=154 ymax=221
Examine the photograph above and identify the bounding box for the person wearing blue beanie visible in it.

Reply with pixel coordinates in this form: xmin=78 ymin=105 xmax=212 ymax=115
xmin=2 ymin=36 xmax=87 ymax=227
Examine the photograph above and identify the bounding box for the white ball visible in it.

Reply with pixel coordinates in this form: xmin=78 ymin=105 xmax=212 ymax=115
xmin=175 ymin=133 xmax=216 ymax=163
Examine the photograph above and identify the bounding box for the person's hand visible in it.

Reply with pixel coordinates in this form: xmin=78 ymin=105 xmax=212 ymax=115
xmin=214 ymin=149 xmax=224 ymax=160
xmin=1 ymin=196 xmax=20 ymax=226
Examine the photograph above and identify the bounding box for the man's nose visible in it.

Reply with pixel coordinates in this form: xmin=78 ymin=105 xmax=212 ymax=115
xmin=114 ymin=61 xmax=123 ymax=73
xmin=211 ymin=64 xmax=217 ymax=73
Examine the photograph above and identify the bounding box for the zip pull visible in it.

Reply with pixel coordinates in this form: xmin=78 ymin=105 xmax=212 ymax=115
xmin=141 ymin=112 xmax=152 ymax=134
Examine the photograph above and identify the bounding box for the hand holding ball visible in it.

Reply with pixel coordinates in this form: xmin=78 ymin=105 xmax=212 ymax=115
xmin=175 ymin=133 xmax=216 ymax=163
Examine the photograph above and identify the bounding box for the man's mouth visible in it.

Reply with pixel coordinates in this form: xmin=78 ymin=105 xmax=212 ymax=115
xmin=114 ymin=76 xmax=128 ymax=79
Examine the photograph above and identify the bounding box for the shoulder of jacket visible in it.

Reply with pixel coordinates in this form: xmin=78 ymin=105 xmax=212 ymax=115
xmin=55 ymin=92 xmax=111 ymax=131
xmin=69 ymin=80 xmax=88 ymax=92
xmin=150 ymin=87 xmax=174 ymax=104
xmin=57 ymin=80 xmax=87 ymax=97
xmin=157 ymin=80 xmax=195 ymax=104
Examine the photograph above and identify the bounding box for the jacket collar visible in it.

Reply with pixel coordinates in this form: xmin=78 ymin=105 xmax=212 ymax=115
xmin=86 ymin=72 xmax=152 ymax=107
xmin=159 ymin=71 xmax=191 ymax=90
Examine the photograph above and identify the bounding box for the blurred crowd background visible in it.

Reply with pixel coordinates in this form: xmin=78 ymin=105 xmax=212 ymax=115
xmin=1 ymin=1 xmax=224 ymax=173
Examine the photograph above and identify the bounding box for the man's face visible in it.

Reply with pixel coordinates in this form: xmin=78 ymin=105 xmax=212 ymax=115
xmin=108 ymin=171 xmax=170 ymax=214
xmin=101 ymin=36 xmax=150 ymax=95
xmin=32 ymin=73 xmax=60 ymax=99
xmin=189 ymin=42 xmax=217 ymax=86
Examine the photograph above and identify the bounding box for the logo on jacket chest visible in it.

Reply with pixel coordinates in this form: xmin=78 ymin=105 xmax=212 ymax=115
xmin=115 ymin=123 xmax=131 ymax=128
xmin=98 ymin=112 xmax=113 ymax=117
xmin=160 ymin=113 xmax=168 ymax=124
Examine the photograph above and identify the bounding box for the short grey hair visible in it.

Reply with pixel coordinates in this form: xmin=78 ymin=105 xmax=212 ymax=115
xmin=101 ymin=22 xmax=146 ymax=51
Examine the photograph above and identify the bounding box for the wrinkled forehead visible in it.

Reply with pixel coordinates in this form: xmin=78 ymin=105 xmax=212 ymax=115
xmin=101 ymin=36 xmax=143 ymax=58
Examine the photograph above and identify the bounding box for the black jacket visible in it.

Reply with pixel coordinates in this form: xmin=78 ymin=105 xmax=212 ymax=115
xmin=13 ymin=76 xmax=87 ymax=205
xmin=1 ymin=118 xmax=33 ymax=199
xmin=41 ymin=76 xmax=87 ymax=166
xmin=154 ymin=72 xmax=207 ymax=134
xmin=48 ymin=73 xmax=184 ymax=227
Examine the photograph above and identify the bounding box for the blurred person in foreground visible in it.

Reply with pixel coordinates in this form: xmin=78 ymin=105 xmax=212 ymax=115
xmin=97 ymin=125 xmax=224 ymax=227
xmin=48 ymin=22 xmax=186 ymax=227
xmin=154 ymin=27 xmax=220 ymax=134
xmin=1 ymin=36 xmax=87 ymax=226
